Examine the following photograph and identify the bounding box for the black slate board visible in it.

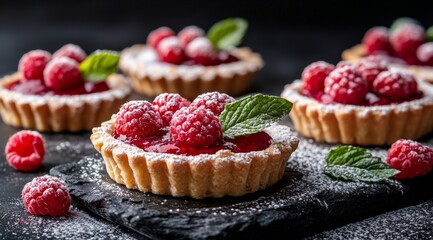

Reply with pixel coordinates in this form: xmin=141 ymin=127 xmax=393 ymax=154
xmin=50 ymin=135 xmax=433 ymax=240
xmin=310 ymin=199 xmax=433 ymax=239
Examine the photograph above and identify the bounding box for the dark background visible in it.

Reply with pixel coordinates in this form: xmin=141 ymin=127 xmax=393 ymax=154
xmin=0 ymin=0 xmax=432 ymax=95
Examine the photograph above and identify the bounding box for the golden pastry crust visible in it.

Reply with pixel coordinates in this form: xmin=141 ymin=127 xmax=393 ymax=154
xmin=119 ymin=44 xmax=264 ymax=100
xmin=281 ymin=80 xmax=433 ymax=146
xmin=0 ymin=73 xmax=131 ymax=132
xmin=342 ymin=44 xmax=433 ymax=82
xmin=90 ymin=117 xmax=299 ymax=199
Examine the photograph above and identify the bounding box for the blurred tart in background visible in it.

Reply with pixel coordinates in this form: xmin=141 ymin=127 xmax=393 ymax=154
xmin=0 ymin=44 xmax=131 ymax=132
xmin=120 ymin=18 xmax=263 ymax=100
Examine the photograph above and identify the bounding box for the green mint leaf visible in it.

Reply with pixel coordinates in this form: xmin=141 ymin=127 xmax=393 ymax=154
xmin=79 ymin=50 xmax=120 ymax=82
xmin=324 ymin=146 xmax=399 ymax=183
xmin=220 ymin=94 xmax=293 ymax=139
xmin=427 ymin=26 xmax=433 ymax=42
xmin=323 ymin=165 xmax=400 ymax=183
xmin=390 ymin=17 xmax=420 ymax=34
xmin=207 ymin=18 xmax=248 ymax=51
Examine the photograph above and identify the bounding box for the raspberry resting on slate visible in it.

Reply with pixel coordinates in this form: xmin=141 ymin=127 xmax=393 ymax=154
xmin=355 ymin=58 xmax=388 ymax=90
xmin=324 ymin=65 xmax=368 ymax=105
xmin=53 ymin=43 xmax=87 ymax=63
xmin=43 ymin=56 xmax=83 ymax=91
xmin=147 ymin=27 xmax=175 ymax=49
xmin=153 ymin=93 xmax=191 ymax=126
xmin=416 ymin=42 xmax=433 ymax=66
xmin=178 ymin=26 xmax=205 ymax=47
xmin=156 ymin=36 xmax=185 ymax=64
xmin=362 ymin=26 xmax=392 ymax=55
xmin=387 ymin=139 xmax=433 ymax=179
xmin=115 ymin=101 xmax=163 ymax=138
xmin=22 ymin=175 xmax=71 ymax=217
xmin=18 ymin=50 xmax=51 ymax=82
xmin=5 ymin=130 xmax=45 ymax=172
xmin=301 ymin=61 xmax=335 ymax=96
xmin=170 ymin=106 xmax=222 ymax=148
xmin=373 ymin=71 xmax=418 ymax=102
xmin=185 ymin=37 xmax=218 ymax=66
xmin=190 ymin=91 xmax=235 ymax=116
xmin=390 ymin=23 xmax=425 ymax=65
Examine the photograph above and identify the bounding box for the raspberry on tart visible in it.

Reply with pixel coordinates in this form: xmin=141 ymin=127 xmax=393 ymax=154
xmin=18 ymin=50 xmax=51 ymax=82
xmin=119 ymin=18 xmax=263 ymax=99
xmin=22 ymin=175 xmax=71 ymax=217
xmin=324 ymin=65 xmax=368 ymax=105
xmin=0 ymin=46 xmax=131 ymax=132
xmin=152 ymin=93 xmax=191 ymax=126
xmin=156 ymin=36 xmax=185 ymax=64
xmin=281 ymin=60 xmax=433 ymax=146
xmin=301 ymin=61 xmax=335 ymax=96
xmin=417 ymin=42 xmax=433 ymax=66
xmin=53 ymin=43 xmax=87 ymax=63
xmin=178 ymin=26 xmax=205 ymax=47
xmin=190 ymin=91 xmax=235 ymax=115
xmin=362 ymin=26 xmax=392 ymax=55
xmin=390 ymin=23 xmax=425 ymax=65
xmin=147 ymin=27 xmax=175 ymax=49
xmin=91 ymin=93 xmax=298 ymax=199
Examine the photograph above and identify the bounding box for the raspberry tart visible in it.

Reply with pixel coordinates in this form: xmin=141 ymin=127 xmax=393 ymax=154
xmin=120 ymin=18 xmax=263 ymax=99
xmin=342 ymin=17 xmax=433 ymax=83
xmin=281 ymin=60 xmax=433 ymax=146
xmin=91 ymin=92 xmax=298 ymax=199
xmin=0 ymin=44 xmax=131 ymax=132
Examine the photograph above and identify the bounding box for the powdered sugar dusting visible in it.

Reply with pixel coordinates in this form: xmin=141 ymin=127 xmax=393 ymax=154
xmin=0 ymin=202 xmax=137 ymax=240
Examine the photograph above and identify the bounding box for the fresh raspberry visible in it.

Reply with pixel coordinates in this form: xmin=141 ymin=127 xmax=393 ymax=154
xmin=153 ymin=93 xmax=191 ymax=126
xmin=43 ymin=57 xmax=83 ymax=91
xmin=335 ymin=61 xmax=354 ymax=69
xmin=387 ymin=139 xmax=433 ymax=179
xmin=185 ymin=37 xmax=218 ymax=66
xmin=53 ymin=44 xmax=87 ymax=63
xmin=416 ymin=42 xmax=433 ymax=66
xmin=22 ymin=175 xmax=71 ymax=216
xmin=18 ymin=50 xmax=51 ymax=82
xmin=115 ymin=101 xmax=163 ymax=138
xmin=156 ymin=36 xmax=185 ymax=64
xmin=170 ymin=106 xmax=222 ymax=148
xmin=324 ymin=66 xmax=368 ymax=105
xmin=362 ymin=27 xmax=392 ymax=55
xmin=190 ymin=91 xmax=235 ymax=116
xmin=147 ymin=27 xmax=175 ymax=49
xmin=390 ymin=23 xmax=425 ymax=65
xmin=372 ymin=71 xmax=418 ymax=102
xmin=178 ymin=26 xmax=205 ymax=47
xmin=5 ymin=130 xmax=45 ymax=172
xmin=313 ymin=92 xmax=334 ymax=104
xmin=355 ymin=58 xmax=388 ymax=90
xmin=301 ymin=61 xmax=334 ymax=96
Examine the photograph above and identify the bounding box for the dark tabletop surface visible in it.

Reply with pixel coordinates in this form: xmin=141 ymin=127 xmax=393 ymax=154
xmin=1 ymin=1 xmax=433 ymax=239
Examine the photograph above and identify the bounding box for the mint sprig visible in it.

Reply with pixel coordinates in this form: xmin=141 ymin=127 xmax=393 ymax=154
xmin=323 ymin=146 xmax=399 ymax=183
xmin=79 ymin=50 xmax=120 ymax=82
xmin=427 ymin=26 xmax=433 ymax=42
xmin=389 ymin=17 xmax=420 ymax=34
xmin=207 ymin=18 xmax=248 ymax=51
xmin=220 ymin=94 xmax=293 ymax=139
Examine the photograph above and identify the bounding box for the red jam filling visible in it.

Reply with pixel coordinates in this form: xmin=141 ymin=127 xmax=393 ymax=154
xmin=178 ymin=53 xmax=239 ymax=66
xmin=7 ymin=79 xmax=110 ymax=96
xmin=113 ymin=129 xmax=272 ymax=156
